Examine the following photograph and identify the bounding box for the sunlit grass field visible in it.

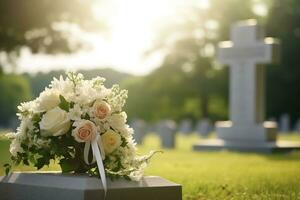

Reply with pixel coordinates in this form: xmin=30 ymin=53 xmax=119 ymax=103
xmin=1 ymin=133 xmax=300 ymax=200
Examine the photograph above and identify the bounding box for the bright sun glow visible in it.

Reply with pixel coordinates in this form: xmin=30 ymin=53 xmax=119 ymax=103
xmin=18 ymin=0 xmax=209 ymax=75
xmin=252 ymin=2 xmax=268 ymax=17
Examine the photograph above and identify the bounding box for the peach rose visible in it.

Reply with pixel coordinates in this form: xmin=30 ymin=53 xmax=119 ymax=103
xmin=92 ymin=100 xmax=111 ymax=119
xmin=72 ymin=120 xmax=98 ymax=143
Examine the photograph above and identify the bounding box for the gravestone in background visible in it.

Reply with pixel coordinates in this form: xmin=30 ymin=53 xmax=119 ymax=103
xmin=193 ymin=19 xmax=300 ymax=152
xmin=279 ymin=114 xmax=290 ymax=133
xmin=146 ymin=123 xmax=157 ymax=134
xmin=157 ymin=120 xmax=177 ymax=148
xmin=294 ymin=119 xmax=300 ymax=133
xmin=131 ymin=119 xmax=147 ymax=144
xmin=196 ymin=119 xmax=213 ymax=137
xmin=178 ymin=119 xmax=193 ymax=135
xmin=0 ymin=172 xmax=182 ymax=200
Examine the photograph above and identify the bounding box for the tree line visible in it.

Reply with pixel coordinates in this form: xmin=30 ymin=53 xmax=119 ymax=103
xmin=0 ymin=0 xmax=300 ymax=128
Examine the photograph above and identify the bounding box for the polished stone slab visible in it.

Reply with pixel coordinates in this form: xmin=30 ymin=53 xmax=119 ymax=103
xmin=0 ymin=172 xmax=182 ymax=200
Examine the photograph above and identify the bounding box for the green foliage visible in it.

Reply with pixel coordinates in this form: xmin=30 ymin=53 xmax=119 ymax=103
xmin=265 ymin=0 xmax=300 ymax=123
xmin=3 ymin=163 xmax=11 ymax=175
xmin=124 ymin=60 xmax=228 ymax=122
xmin=59 ymin=158 xmax=78 ymax=173
xmin=58 ymin=95 xmax=70 ymax=112
xmin=0 ymin=75 xmax=32 ymax=126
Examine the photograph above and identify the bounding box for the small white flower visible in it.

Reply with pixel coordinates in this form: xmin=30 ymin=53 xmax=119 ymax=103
xmin=68 ymin=104 xmax=83 ymax=121
xmin=50 ymin=76 xmax=74 ymax=102
xmin=17 ymin=100 xmax=38 ymax=118
xmin=74 ymin=80 xmax=97 ymax=105
xmin=9 ymin=139 xmax=24 ymax=157
xmin=129 ymin=170 xmax=144 ymax=181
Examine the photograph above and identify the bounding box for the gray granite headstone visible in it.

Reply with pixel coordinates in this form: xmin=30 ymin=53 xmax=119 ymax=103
xmin=131 ymin=119 xmax=147 ymax=144
xmin=178 ymin=119 xmax=193 ymax=135
xmin=279 ymin=114 xmax=290 ymax=133
xmin=196 ymin=119 xmax=213 ymax=137
xmin=157 ymin=120 xmax=177 ymax=148
xmin=0 ymin=172 xmax=182 ymax=200
xmin=193 ymin=19 xmax=300 ymax=152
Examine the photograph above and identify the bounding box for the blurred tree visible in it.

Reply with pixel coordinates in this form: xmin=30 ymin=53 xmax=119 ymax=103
xmin=25 ymin=68 xmax=134 ymax=97
xmin=0 ymin=75 xmax=32 ymax=127
xmin=0 ymin=0 xmax=105 ymax=71
xmin=125 ymin=0 xmax=257 ymax=122
xmin=265 ymin=0 xmax=300 ymax=124
xmin=127 ymin=0 xmax=300 ymax=125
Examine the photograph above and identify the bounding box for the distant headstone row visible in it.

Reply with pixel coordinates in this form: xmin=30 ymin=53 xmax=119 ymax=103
xmin=271 ymin=114 xmax=300 ymax=133
xmin=130 ymin=118 xmax=214 ymax=148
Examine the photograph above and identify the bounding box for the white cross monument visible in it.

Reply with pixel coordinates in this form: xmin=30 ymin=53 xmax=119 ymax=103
xmin=193 ymin=19 xmax=300 ymax=152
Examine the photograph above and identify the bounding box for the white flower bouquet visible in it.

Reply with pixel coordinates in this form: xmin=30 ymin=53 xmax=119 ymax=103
xmin=4 ymin=72 xmax=156 ymax=185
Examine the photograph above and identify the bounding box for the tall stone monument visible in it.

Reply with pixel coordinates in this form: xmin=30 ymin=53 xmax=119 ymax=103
xmin=193 ymin=19 xmax=300 ymax=152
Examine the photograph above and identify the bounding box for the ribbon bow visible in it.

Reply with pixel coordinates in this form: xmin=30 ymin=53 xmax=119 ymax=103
xmin=84 ymin=134 xmax=107 ymax=197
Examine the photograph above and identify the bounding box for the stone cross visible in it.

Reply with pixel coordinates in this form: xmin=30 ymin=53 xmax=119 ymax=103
xmin=194 ymin=20 xmax=300 ymax=152
xmin=217 ymin=19 xmax=280 ymax=142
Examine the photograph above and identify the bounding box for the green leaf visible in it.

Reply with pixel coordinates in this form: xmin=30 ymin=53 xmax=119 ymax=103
xmin=120 ymin=137 xmax=127 ymax=147
xmin=23 ymin=158 xmax=29 ymax=166
xmin=59 ymin=158 xmax=78 ymax=173
xmin=58 ymin=95 xmax=70 ymax=112
xmin=35 ymin=157 xmax=48 ymax=170
xmin=3 ymin=163 xmax=12 ymax=175
xmin=83 ymin=113 xmax=90 ymax=120
xmin=31 ymin=114 xmax=41 ymax=124
xmin=124 ymin=175 xmax=131 ymax=181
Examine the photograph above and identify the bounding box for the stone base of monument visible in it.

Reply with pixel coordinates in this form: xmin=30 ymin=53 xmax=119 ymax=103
xmin=194 ymin=120 xmax=300 ymax=153
xmin=193 ymin=139 xmax=300 ymax=153
xmin=216 ymin=121 xmax=277 ymax=142
xmin=0 ymin=172 xmax=182 ymax=200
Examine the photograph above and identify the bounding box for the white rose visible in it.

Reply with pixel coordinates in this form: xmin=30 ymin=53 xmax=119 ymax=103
xmin=39 ymin=107 xmax=71 ymax=137
xmin=72 ymin=120 xmax=98 ymax=143
xmin=108 ymin=112 xmax=127 ymax=131
xmin=37 ymin=89 xmax=60 ymax=112
xmin=101 ymin=130 xmax=122 ymax=155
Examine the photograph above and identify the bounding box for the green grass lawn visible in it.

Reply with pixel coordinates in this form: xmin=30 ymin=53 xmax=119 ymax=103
xmin=1 ymin=133 xmax=300 ymax=200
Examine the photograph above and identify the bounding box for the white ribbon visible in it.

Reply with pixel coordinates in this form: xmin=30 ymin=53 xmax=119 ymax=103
xmin=84 ymin=135 xmax=107 ymax=197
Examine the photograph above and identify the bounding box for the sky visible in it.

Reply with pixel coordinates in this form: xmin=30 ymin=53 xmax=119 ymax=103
xmin=15 ymin=0 xmax=266 ymax=75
